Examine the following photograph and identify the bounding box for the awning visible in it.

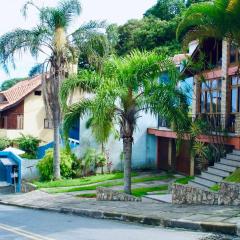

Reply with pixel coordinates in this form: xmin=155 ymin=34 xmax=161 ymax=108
xmin=0 ymin=158 xmax=17 ymax=166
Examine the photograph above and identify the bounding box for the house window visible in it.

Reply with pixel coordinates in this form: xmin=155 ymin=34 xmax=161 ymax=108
xmin=230 ymin=76 xmax=240 ymax=113
xmin=230 ymin=44 xmax=240 ymax=64
xmin=44 ymin=119 xmax=53 ymax=129
xmin=34 ymin=90 xmax=42 ymax=96
xmin=200 ymin=79 xmax=222 ymax=113
xmin=17 ymin=115 xmax=24 ymax=129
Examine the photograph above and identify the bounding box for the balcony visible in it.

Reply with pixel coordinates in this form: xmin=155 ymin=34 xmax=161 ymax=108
xmin=158 ymin=113 xmax=237 ymax=135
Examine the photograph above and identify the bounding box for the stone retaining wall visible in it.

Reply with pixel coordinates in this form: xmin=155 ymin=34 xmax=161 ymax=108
xmin=21 ymin=181 xmax=37 ymax=193
xmin=96 ymin=187 xmax=141 ymax=202
xmin=172 ymin=182 xmax=240 ymax=206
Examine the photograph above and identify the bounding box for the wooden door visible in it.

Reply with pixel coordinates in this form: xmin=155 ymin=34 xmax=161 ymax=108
xmin=157 ymin=137 xmax=170 ymax=170
xmin=176 ymin=140 xmax=191 ymax=175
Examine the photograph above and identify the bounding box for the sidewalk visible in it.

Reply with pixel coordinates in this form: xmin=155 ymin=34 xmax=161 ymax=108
xmin=0 ymin=190 xmax=240 ymax=236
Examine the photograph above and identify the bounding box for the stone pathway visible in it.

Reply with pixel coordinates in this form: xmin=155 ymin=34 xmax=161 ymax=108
xmin=1 ymin=190 xmax=240 ymax=236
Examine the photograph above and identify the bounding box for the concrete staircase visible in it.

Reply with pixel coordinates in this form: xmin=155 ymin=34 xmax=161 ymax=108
xmin=0 ymin=182 xmax=15 ymax=194
xmin=189 ymin=150 xmax=240 ymax=190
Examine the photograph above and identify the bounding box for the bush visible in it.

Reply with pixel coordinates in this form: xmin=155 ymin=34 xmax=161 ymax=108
xmin=15 ymin=134 xmax=41 ymax=159
xmin=37 ymin=149 xmax=74 ymax=181
xmin=82 ymin=148 xmax=107 ymax=175
xmin=0 ymin=138 xmax=11 ymax=150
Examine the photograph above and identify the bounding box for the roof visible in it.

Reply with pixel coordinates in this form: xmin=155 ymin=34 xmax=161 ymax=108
xmin=0 ymin=75 xmax=42 ymax=111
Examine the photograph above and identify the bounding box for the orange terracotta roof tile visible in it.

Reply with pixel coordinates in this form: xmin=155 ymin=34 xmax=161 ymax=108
xmin=0 ymin=75 xmax=42 ymax=111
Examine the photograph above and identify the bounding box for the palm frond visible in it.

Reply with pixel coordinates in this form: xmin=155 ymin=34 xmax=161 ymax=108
xmin=63 ymin=99 xmax=92 ymax=136
xmin=0 ymin=27 xmax=50 ymax=72
xmin=60 ymin=70 xmax=101 ymax=109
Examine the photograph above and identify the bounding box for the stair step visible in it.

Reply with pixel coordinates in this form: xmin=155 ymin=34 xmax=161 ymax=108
xmin=226 ymin=154 xmax=240 ymax=161
xmin=207 ymin=167 xmax=230 ymax=177
xmin=220 ymin=159 xmax=240 ymax=167
xmin=233 ymin=150 xmax=240 ymax=156
xmin=214 ymin=163 xmax=237 ymax=172
xmin=194 ymin=176 xmax=216 ymax=187
xmin=188 ymin=181 xmax=210 ymax=191
xmin=0 ymin=185 xmax=15 ymax=194
xmin=201 ymin=172 xmax=223 ymax=182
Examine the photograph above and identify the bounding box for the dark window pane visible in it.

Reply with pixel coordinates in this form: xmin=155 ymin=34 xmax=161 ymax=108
xmin=206 ymin=92 xmax=211 ymax=113
xmin=230 ymin=45 xmax=237 ymax=63
xmin=217 ymin=91 xmax=221 ymax=112
xmin=201 ymin=93 xmax=205 ymax=113
xmin=231 ymin=88 xmax=237 ymax=112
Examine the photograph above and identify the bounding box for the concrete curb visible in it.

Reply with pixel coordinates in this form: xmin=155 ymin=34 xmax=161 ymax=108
xmin=0 ymin=200 xmax=238 ymax=236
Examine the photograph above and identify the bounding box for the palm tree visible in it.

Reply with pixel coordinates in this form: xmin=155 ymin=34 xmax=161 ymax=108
xmin=60 ymin=50 xmax=189 ymax=194
xmin=176 ymin=0 xmax=240 ymax=46
xmin=0 ymin=0 xmax=107 ymax=180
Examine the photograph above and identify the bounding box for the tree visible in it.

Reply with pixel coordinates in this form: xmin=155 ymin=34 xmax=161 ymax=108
xmin=0 ymin=78 xmax=26 ymax=91
xmin=0 ymin=0 xmax=106 ymax=180
xmin=28 ymin=64 xmax=43 ymax=78
xmin=144 ymin=0 xmax=185 ymax=21
xmin=60 ymin=50 xmax=189 ymax=194
xmin=177 ymin=0 xmax=240 ymax=46
xmin=116 ymin=17 xmax=181 ymax=56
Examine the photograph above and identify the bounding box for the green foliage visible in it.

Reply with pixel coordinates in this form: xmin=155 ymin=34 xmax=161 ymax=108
xmin=175 ymin=176 xmax=194 ymax=184
xmin=33 ymin=172 xmax=137 ymax=188
xmin=37 ymin=149 xmax=74 ymax=181
xmin=131 ymin=186 xmax=168 ymax=197
xmin=177 ymin=0 xmax=240 ymax=46
xmin=225 ymin=169 xmax=240 ymax=183
xmin=144 ymin=0 xmax=185 ymax=20
xmin=0 ymin=138 xmax=11 ymax=150
xmin=115 ymin=17 xmax=181 ymax=56
xmin=15 ymin=134 xmax=40 ymax=159
xmin=0 ymin=78 xmax=26 ymax=91
xmin=210 ymin=184 xmax=221 ymax=192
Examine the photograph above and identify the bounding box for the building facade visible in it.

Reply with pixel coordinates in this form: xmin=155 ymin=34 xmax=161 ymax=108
xmin=148 ymin=38 xmax=240 ymax=176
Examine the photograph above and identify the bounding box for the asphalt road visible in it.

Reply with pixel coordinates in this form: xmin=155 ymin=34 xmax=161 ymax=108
xmin=0 ymin=204 xmax=216 ymax=240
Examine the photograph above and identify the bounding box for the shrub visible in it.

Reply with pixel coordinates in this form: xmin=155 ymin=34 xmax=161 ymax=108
xmin=0 ymin=138 xmax=11 ymax=150
xmin=37 ymin=149 xmax=73 ymax=181
xmin=15 ymin=134 xmax=41 ymax=158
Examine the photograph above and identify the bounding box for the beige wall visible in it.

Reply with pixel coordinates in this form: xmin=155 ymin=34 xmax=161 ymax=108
xmin=0 ymin=88 xmax=53 ymax=145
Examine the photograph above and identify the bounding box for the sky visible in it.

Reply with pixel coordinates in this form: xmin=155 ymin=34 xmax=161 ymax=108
xmin=0 ymin=0 xmax=156 ymax=81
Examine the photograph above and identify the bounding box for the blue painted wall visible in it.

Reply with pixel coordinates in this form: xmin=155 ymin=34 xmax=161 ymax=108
xmin=0 ymin=151 xmax=22 ymax=192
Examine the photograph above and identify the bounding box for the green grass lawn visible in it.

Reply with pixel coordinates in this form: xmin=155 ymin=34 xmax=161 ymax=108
xmin=34 ymin=172 xmax=137 ymax=188
xmin=174 ymin=176 xmax=194 ymax=185
xmin=44 ymin=174 xmax=174 ymax=194
xmin=76 ymin=185 xmax=168 ymax=198
xmin=225 ymin=168 xmax=240 ymax=183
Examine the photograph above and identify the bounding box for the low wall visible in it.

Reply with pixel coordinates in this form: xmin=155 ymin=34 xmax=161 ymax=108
xmin=172 ymin=182 xmax=240 ymax=206
xmin=21 ymin=181 xmax=37 ymax=193
xmin=21 ymin=159 xmax=40 ymax=180
xmin=96 ymin=187 xmax=141 ymax=202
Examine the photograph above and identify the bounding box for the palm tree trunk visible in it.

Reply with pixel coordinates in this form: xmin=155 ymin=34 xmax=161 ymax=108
xmin=123 ymin=137 xmax=133 ymax=194
xmin=53 ymin=115 xmax=61 ymax=180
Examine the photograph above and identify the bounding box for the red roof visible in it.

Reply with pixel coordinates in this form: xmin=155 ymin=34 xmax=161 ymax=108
xmin=0 ymin=75 xmax=42 ymax=111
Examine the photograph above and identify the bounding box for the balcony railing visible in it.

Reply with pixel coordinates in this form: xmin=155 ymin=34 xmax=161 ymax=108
xmin=158 ymin=113 xmax=237 ymax=134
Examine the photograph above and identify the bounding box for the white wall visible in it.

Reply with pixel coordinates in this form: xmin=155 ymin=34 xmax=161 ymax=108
xmin=77 ymin=112 xmax=158 ymax=170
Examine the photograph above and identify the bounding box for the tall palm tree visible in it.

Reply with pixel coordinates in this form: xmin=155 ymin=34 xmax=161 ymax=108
xmin=60 ymin=50 xmax=189 ymax=194
xmin=0 ymin=0 xmax=106 ymax=180
xmin=177 ymin=0 xmax=240 ymax=46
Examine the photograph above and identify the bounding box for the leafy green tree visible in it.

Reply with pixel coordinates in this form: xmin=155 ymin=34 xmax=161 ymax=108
xmin=116 ymin=17 xmax=181 ymax=56
xmin=177 ymin=0 xmax=240 ymax=45
xmin=60 ymin=50 xmax=189 ymax=194
xmin=144 ymin=0 xmax=185 ymax=20
xmin=0 ymin=78 xmax=26 ymax=91
xmin=0 ymin=0 xmax=107 ymax=180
